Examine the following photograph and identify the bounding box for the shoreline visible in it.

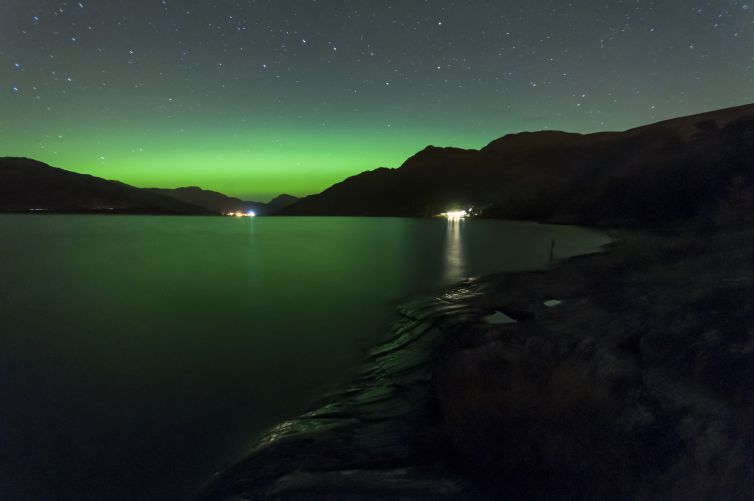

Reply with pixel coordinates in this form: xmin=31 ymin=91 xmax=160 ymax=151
xmin=194 ymin=279 xmax=493 ymax=500
xmin=196 ymin=228 xmax=754 ymax=499
xmin=192 ymin=235 xmax=614 ymax=500
xmin=192 ymin=242 xmax=619 ymax=500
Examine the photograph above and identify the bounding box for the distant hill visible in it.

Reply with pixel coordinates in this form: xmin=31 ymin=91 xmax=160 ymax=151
xmin=0 ymin=157 xmax=213 ymax=215
xmin=150 ymin=186 xmax=265 ymax=214
xmin=151 ymin=187 xmax=299 ymax=215
xmin=266 ymin=194 xmax=299 ymax=212
xmin=280 ymin=104 xmax=754 ymax=227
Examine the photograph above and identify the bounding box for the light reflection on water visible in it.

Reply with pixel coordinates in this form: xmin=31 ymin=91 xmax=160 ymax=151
xmin=0 ymin=215 xmax=611 ymax=501
xmin=444 ymin=218 xmax=465 ymax=282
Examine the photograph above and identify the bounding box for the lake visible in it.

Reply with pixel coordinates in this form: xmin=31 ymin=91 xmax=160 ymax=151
xmin=0 ymin=215 xmax=610 ymax=500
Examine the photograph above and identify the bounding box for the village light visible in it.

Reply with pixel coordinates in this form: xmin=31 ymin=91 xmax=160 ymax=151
xmin=442 ymin=210 xmax=468 ymax=220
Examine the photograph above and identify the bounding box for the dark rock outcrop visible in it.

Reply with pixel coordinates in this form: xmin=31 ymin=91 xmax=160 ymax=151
xmin=435 ymin=232 xmax=754 ymax=499
xmin=195 ymin=286 xmax=492 ymax=500
xmin=199 ymin=229 xmax=754 ymax=500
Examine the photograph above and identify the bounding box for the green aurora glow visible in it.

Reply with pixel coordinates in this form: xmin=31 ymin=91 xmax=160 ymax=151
xmin=2 ymin=1 xmax=752 ymax=200
xmin=3 ymin=116 xmax=497 ymax=200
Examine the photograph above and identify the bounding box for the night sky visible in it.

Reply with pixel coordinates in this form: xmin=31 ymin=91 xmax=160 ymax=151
xmin=1 ymin=1 xmax=752 ymax=200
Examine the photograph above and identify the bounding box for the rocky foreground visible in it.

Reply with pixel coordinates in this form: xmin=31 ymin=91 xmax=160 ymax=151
xmin=196 ymin=228 xmax=754 ymax=500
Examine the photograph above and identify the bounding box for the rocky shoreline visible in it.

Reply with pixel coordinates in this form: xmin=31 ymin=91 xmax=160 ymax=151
xmin=194 ymin=280 xmax=494 ymax=500
xmin=196 ymin=229 xmax=754 ymax=500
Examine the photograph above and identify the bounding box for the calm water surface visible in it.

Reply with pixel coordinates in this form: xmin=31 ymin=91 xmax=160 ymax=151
xmin=0 ymin=216 xmax=610 ymax=500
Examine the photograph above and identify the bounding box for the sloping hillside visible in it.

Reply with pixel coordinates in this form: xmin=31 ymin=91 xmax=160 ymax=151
xmin=0 ymin=157 xmax=213 ymax=215
xmin=150 ymin=186 xmax=265 ymax=214
xmin=281 ymin=104 xmax=754 ymax=227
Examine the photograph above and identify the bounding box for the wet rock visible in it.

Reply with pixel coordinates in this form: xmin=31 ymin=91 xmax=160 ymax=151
xmin=195 ymin=287 xmax=486 ymax=500
xmin=483 ymin=311 xmax=517 ymax=325
xmin=198 ymin=232 xmax=754 ymax=500
xmin=265 ymin=468 xmax=466 ymax=499
xmin=434 ymin=234 xmax=754 ymax=500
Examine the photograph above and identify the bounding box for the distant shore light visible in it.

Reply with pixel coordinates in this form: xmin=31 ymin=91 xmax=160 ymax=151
xmin=225 ymin=211 xmax=257 ymax=217
xmin=442 ymin=210 xmax=468 ymax=220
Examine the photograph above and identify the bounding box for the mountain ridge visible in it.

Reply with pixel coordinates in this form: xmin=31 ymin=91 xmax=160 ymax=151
xmin=280 ymin=103 xmax=754 ymax=226
xmin=0 ymin=157 xmax=300 ymax=215
xmin=0 ymin=157 xmax=213 ymax=215
xmin=149 ymin=186 xmax=266 ymax=214
xmin=3 ymin=103 xmax=753 ymax=224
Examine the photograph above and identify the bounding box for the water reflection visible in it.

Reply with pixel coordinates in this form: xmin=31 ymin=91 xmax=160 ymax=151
xmin=444 ymin=218 xmax=465 ymax=282
xmin=0 ymin=215 xmax=611 ymax=501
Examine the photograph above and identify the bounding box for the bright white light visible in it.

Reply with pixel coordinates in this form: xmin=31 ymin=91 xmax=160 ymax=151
xmin=443 ymin=210 xmax=467 ymax=220
xmin=226 ymin=210 xmax=257 ymax=217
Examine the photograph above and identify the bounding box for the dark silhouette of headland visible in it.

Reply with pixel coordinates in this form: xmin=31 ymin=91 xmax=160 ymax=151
xmin=281 ymin=103 xmax=754 ymax=228
xmin=0 ymin=157 xmax=298 ymax=215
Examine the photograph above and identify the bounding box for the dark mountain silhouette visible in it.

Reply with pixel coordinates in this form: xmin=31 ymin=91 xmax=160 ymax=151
xmin=280 ymin=103 xmax=754 ymax=227
xmin=0 ymin=157 xmax=213 ymax=215
xmin=150 ymin=186 xmax=265 ymax=214
xmin=151 ymin=187 xmax=299 ymax=214
xmin=266 ymin=194 xmax=299 ymax=212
